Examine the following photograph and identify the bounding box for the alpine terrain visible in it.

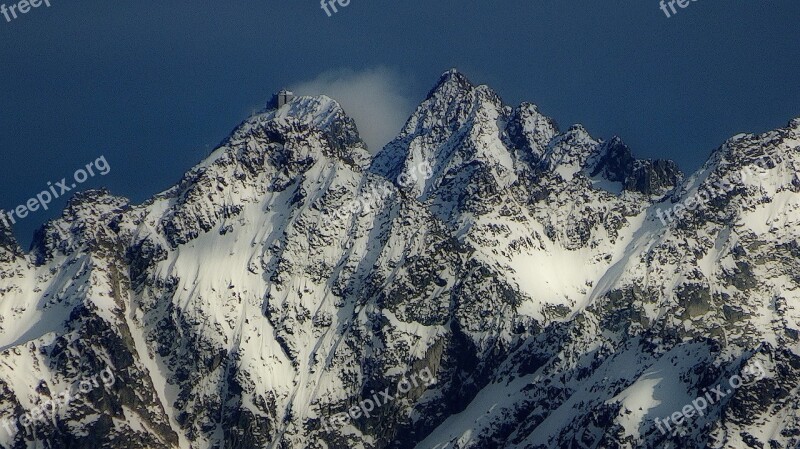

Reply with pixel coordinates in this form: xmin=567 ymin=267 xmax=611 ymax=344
xmin=1 ymin=70 xmax=799 ymax=449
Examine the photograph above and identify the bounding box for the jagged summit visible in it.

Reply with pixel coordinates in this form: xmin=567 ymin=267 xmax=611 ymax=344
xmin=587 ymin=136 xmax=682 ymax=196
xmin=397 ymin=69 xmax=502 ymax=140
xmin=376 ymin=71 xmax=680 ymax=213
xmin=425 ymin=68 xmax=475 ymax=99
xmin=29 ymin=189 xmax=131 ymax=264
xmin=243 ymin=95 xmax=356 ymax=138
xmin=693 ymin=115 xmax=800 ymax=186
xmin=217 ymin=94 xmax=369 ymax=166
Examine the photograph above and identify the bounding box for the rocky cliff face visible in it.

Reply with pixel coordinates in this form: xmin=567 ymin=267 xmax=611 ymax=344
xmin=0 ymin=71 xmax=798 ymax=449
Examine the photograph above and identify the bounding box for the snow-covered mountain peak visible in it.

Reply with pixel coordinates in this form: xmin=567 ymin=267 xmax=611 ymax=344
xmin=426 ymin=68 xmax=474 ymax=100
xmin=702 ymin=117 xmax=800 ymax=179
xmin=503 ymin=102 xmax=560 ymax=162
xmin=398 ymin=69 xmax=502 ymax=138
xmin=223 ymin=94 xmax=367 ymax=157
xmin=372 ymin=69 xmax=514 ymax=202
xmin=146 ymin=94 xmax=374 ymax=250
xmin=270 ymin=95 xmax=346 ymax=129
xmin=540 ymin=124 xmax=599 ymax=180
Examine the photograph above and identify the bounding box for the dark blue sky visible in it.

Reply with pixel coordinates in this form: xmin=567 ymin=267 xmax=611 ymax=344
xmin=1 ymin=0 xmax=799 ymax=245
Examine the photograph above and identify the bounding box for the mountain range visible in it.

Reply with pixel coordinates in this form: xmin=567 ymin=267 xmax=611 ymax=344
xmin=1 ymin=69 xmax=799 ymax=449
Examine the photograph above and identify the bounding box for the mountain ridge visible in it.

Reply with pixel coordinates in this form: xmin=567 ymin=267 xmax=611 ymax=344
xmin=1 ymin=69 xmax=799 ymax=449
